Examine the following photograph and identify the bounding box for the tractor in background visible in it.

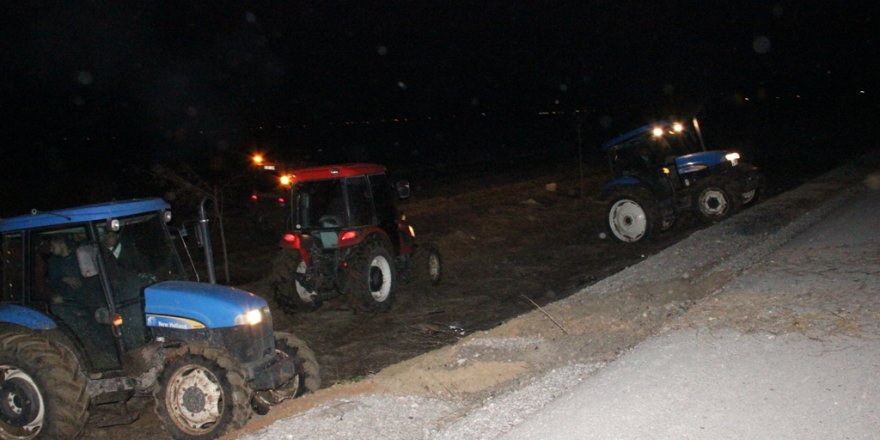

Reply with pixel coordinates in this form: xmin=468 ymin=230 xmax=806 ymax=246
xmin=267 ymin=163 xmax=442 ymax=312
xmin=600 ymin=118 xmax=763 ymax=243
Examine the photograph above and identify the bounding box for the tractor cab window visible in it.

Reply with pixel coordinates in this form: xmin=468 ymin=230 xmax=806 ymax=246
xmin=294 ymin=179 xmax=347 ymax=229
xmin=609 ymin=141 xmax=656 ymax=177
xmin=346 ymin=176 xmax=373 ymax=226
xmin=1 ymin=233 xmax=23 ymax=302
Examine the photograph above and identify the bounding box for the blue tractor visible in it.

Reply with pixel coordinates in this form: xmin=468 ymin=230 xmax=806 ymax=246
xmin=600 ymin=118 xmax=763 ymax=243
xmin=0 ymin=198 xmax=320 ymax=439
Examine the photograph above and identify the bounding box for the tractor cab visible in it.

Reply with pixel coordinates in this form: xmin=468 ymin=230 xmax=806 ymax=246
xmin=1 ymin=200 xmax=185 ymax=373
xmin=604 ymin=119 xmax=702 ymax=191
xmin=281 ymin=164 xmax=410 ymax=253
xmin=269 ymin=163 xmax=440 ymax=312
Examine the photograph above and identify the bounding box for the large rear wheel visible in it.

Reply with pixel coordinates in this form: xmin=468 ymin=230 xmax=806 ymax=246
xmin=0 ymin=331 xmax=88 ymax=440
xmin=271 ymin=250 xmax=319 ymax=311
xmin=346 ymin=237 xmax=397 ymax=312
xmin=606 ymin=189 xmax=658 ymax=243
xmin=154 ymin=345 xmax=251 ymax=440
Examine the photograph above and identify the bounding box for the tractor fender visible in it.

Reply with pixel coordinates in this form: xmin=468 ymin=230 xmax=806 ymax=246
xmin=0 ymin=304 xmax=57 ymax=330
xmin=144 ymin=281 xmax=268 ymax=329
xmin=600 ymin=176 xmax=649 ymax=201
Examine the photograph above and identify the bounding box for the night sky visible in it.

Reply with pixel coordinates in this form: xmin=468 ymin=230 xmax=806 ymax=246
xmin=2 ymin=1 xmax=877 ymax=214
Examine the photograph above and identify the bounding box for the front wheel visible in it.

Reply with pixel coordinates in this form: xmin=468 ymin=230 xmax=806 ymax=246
xmin=154 ymin=345 xmax=252 ymax=440
xmin=411 ymin=243 xmax=442 ymax=286
xmin=253 ymin=333 xmax=321 ymax=413
xmin=347 ymin=238 xmax=397 ymax=312
xmin=0 ymin=331 xmax=88 ymax=440
xmin=694 ymin=182 xmax=740 ymax=223
xmin=606 ymin=190 xmax=658 ymax=243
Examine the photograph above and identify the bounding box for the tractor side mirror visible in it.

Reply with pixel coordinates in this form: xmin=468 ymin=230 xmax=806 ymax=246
xmin=75 ymin=244 xmax=99 ymax=278
xmin=395 ymin=180 xmax=411 ymax=200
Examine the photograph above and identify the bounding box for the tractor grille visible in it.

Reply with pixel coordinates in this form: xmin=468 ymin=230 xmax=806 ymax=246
xmin=221 ymin=314 xmax=275 ymax=364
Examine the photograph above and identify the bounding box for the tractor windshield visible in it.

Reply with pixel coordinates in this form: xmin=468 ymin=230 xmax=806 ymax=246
xmin=96 ymin=212 xmax=188 ymax=286
xmin=293 ymin=179 xmax=348 ymax=230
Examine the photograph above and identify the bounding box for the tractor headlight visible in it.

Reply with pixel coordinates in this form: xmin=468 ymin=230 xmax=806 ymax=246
xmin=235 ymin=309 xmax=263 ymax=326
xmin=725 ymin=152 xmax=741 ymax=166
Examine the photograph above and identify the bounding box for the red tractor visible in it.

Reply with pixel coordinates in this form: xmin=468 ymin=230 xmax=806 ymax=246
xmin=269 ymin=163 xmax=441 ymax=312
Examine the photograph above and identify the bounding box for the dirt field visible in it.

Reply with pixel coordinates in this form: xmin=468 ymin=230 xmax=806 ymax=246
xmin=83 ymin=161 xmax=790 ymax=439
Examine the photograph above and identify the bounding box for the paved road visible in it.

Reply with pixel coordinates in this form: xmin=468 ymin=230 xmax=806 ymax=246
xmin=502 ymin=182 xmax=880 ymax=439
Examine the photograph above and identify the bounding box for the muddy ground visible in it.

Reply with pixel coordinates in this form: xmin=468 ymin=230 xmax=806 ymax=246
xmin=83 ymin=161 xmax=801 ymax=439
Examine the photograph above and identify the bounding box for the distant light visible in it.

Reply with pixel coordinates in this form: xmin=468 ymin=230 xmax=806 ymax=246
xmin=277 ymin=197 xmax=285 ymax=204
xmin=252 ymin=154 xmax=264 ymax=165
xmin=652 ymin=127 xmax=664 ymax=137
xmin=672 ymin=122 xmax=684 ymax=133
xmin=860 ymin=90 xmax=866 ymax=95
xmin=279 ymin=175 xmax=292 ymax=186
xmin=250 ymin=194 xmax=258 ymax=201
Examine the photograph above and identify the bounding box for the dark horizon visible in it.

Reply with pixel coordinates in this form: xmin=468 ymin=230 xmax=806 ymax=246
xmin=2 ymin=1 xmax=877 ymax=214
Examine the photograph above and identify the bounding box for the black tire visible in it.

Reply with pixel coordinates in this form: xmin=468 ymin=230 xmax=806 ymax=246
xmin=346 ymin=236 xmax=397 ymax=312
xmin=694 ymin=180 xmax=740 ymax=223
xmin=740 ymin=184 xmax=762 ymax=208
xmin=252 ymin=332 xmax=321 ymax=413
xmin=271 ymin=250 xmax=320 ymax=311
xmin=605 ymin=188 xmax=659 ymax=243
xmin=154 ymin=344 xmax=252 ymax=440
xmin=412 ymin=243 xmax=442 ymax=286
xmin=0 ymin=331 xmax=88 ymax=440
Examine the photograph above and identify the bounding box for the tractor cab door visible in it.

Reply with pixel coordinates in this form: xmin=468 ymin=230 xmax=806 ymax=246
xmin=95 ymin=212 xmax=187 ymax=353
xmin=31 ymin=226 xmax=122 ymax=372
xmin=346 ymin=173 xmax=400 ymax=249
xmin=367 ymin=173 xmax=401 ymax=250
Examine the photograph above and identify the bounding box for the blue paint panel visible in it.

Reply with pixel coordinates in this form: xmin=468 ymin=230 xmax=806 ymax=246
xmin=144 ymin=281 xmax=267 ymax=328
xmin=675 ymin=150 xmax=727 ymax=174
xmin=0 ymin=198 xmax=169 ymax=232
xmin=0 ymin=305 xmax=57 ymax=330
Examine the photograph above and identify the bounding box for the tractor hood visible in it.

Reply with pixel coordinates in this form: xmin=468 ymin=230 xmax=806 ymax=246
xmin=675 ymin=150 xmax=730 ymax=174
xmin=144 ymin=280 xmax=268 ymax=329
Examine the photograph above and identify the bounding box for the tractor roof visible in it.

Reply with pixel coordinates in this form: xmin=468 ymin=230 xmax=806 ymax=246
xmin=288 ymin=163 xmax=386 ymax=183
xmin=601 ymin=120 xmax=675 ymax=152
xmin=0 ymin=198 xmax=169 ymax=232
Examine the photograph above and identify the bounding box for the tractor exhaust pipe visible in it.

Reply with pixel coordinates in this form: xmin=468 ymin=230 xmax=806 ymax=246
xmin=198 ymin=197 xmax=217 ymax=284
